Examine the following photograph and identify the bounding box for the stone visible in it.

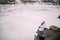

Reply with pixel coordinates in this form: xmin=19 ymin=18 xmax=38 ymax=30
xmin=35 ymin=25 xmax=60 ymax=40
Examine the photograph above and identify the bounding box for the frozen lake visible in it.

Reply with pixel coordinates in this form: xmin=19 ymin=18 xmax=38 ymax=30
xmin=0 ymin=3 xmax=60 ymax=40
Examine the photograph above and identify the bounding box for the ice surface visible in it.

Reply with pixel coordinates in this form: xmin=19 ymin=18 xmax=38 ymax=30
xmin=0 ymin=3 xmax=60 ymax=40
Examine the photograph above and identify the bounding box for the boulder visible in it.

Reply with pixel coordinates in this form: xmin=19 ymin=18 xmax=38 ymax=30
xmin=43 ymin=25 xmax=60 ymax=40
xmin=35 ymin=25 xmax=60 ymax=40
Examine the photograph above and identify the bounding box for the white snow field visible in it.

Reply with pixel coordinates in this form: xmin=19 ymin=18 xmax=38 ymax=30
xmin=0 ymin=3 xmax=60 ymax=40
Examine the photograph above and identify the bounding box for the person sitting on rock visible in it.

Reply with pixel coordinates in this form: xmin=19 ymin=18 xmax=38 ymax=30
xmin=36 ymin=21 xmax=46 ymax=40
xmin=36 ymin=21 xmax=46 ymax=33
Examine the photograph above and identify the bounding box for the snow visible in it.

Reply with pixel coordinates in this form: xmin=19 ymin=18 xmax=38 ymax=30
xmin=0 ymin=3 xmax=60 ymax=40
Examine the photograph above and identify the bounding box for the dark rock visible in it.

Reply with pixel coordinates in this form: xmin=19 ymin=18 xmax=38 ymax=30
xmin=35 ymin=25 xmax=60 ymax=40
xmin=58 ymin=15 xmax=60 ymax=19
xmin=0 ymin=0 xmax=15 ymax=4
xmin=41 ymin=0 xmax=60 ymax=5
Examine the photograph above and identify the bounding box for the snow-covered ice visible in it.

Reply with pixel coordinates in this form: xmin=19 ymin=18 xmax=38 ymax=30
xmin=0 ymin=3 xmax=60 ymax=40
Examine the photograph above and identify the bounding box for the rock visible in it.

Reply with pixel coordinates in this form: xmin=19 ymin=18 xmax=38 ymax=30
xmin=0 ymin=0 xmax=15 ymax=4
xmin=43 ymin=29 xmax=57 ymax=40
xmin=49 ymin=25 xmax=59 ymax=31
xmin=43 ymin=25 xmax=60 ymax=40
xmin=58 ymin=15 xmax=60 ymax=19
xmin=35 ymin=25 xmax=60 ymax=40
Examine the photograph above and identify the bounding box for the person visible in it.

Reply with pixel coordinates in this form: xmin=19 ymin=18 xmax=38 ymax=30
xmin=35 ymin=21 xmax=46 ymax=40
xmin=36 ymin=21 xmax=46 ymax=33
